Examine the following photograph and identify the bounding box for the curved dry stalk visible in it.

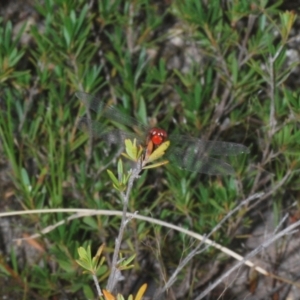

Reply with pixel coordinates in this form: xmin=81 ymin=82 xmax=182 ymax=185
xmin=5 ymin=191 xmax=300 ymax=293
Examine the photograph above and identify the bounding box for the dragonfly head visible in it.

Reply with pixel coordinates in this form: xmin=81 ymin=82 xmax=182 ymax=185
xmin=148 ymin=127 xmax=168 ymax=146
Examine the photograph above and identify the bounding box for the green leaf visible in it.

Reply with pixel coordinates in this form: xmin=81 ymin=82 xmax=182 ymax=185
xmin=125 ymin=139 xmax=138 ymax=160
xmin=117 ymin=159 xmax=123 ymax=181
xmin=143 ymin=160 xmax=169 ymax=170
xmin=21 ymin=168 xmax=31 ymax=186
xmin=76 ymin=246 xmax=93 ymax=271
xmin=107 ymin=169 xmax=120 ymax=187
xmin=146 ymin=141 xmax=170 ymax=163
xmin=120 ymin=254 xmax=136 ymax=267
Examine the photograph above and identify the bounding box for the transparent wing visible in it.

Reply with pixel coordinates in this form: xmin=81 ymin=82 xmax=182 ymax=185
xmin=169 ymin=134 xmax=249 ymax=156
xmin=166 ymin=135 xmax=248 ymax=175
xmin=78 ymin=116 xmax=143 ymax=145
xmin=76 ymin=91 xmax=147 ymax=130
xmin=166 ymin=146 xmax=235 ymax=175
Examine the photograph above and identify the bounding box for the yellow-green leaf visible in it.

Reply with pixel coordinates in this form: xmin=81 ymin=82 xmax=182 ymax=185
xmin=121 ymin=152 xmax=133 ymax=161
xmin=147 ymin=141 xmax=170 ymax=163
xmin=143 ymin=160 xmax=169 ymax=170
xmin=125 ymin=139 xmax=137 ymax=160
xmin=120 ymin=254 xmax=136 ymax=267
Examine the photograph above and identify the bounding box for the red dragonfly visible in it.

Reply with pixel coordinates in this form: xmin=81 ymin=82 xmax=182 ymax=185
xmin=76 ymin=92 xmax=249 ymax=175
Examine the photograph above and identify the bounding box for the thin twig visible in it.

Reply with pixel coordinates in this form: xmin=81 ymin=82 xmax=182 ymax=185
xmin=70 ymin=56 xmax=93 ymax=173
xmin=195 ymin=216 xmax=300 ymax=300
xmin=92 ymin=274 xmax=102 ymax=297
xmin=126 ymin=2 xmax=135 ymax=54
xmin=18 ymin=78 xmax=39 ymax=131
xmin=156 ymin=192 xmax=263 ymax=296
xmin=268 ymin=45 xmax=283 ymax=138
xmin=237 ymin=14 xmax=256 ymax=65
xmin=106 ymin=162 xmax=142 ymax=292
xmin=248 ymin=168 xmax=292 ymax=211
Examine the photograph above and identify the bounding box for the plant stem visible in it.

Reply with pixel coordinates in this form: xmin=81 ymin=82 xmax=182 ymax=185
xmin=92 ymin=274 xmax=102 ymax=297
xmin=106 ymin=162 xmax=142 ymax=292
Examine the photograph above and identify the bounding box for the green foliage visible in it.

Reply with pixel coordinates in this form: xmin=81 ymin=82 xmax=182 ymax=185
xmin=76 ymin=244 xmax=107 ymax=276
xmin=0 ymin=20 xmax=29 ymax=85
xmin=107 ymin=161 xmax=129 ymax=192
xmin=0 ymin=0 xmax=299 ymax=298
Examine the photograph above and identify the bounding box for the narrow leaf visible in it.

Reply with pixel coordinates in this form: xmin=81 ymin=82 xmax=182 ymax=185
xmin=143 ymin=160 xmax=169 ymax=170
xmin=135 ymin=283 xmax=147 ymax=300
xmin=147 ymin=141 xmax=170 ymax=163
xmin=107 ymin=170 xmax=120 ymax=186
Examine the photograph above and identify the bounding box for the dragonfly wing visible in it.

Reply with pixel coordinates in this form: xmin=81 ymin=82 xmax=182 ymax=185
xmin=76 ymin=92 xmax=147 ymax=130
xmin=166 ymin=146 xmax=235 ymax=175
xmin=78 ymin=116 xmax=142 ymax=145
xmin=169 ymin=134 xmax=249 ymax=156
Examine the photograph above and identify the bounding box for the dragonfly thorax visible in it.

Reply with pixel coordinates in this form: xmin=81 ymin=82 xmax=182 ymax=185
xmin=148 ymin=127 xmax=168 ymax=146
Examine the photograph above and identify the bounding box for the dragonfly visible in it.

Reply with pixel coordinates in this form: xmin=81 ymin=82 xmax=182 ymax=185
xmin=76 ymin=92 xmax=249 ymax=175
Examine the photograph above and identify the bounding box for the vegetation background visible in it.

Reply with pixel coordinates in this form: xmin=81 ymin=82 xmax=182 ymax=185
xmin=0 ymin=0 xmax=300 ymax=299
